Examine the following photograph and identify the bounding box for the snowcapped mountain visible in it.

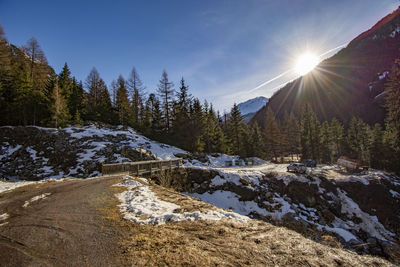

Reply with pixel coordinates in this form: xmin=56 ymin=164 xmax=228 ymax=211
xmin=238 ymin=96 xmax=269 ymax=115
xmin=237 ymin=96 xmax=269 ymax=122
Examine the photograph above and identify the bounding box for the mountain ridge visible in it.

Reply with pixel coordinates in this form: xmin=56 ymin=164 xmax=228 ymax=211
xmin=252 ymin=7 xmax=400 ymax=128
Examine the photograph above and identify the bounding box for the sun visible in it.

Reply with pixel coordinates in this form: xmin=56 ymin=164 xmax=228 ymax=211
xmin=294 ymin=53 xmax=319 ymax=75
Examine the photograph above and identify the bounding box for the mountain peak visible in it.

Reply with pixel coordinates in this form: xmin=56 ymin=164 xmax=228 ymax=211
xmin=237 ymin=96 xmax=269 ymax=116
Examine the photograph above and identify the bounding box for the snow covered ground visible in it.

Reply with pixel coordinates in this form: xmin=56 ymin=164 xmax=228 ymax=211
xmin=115 ymin=176 xmax=250 ymax=225
xmin=185 ymin=163 xmax=400 ymax=245
xmin=0 ymin=125 xmax=263 ymax=181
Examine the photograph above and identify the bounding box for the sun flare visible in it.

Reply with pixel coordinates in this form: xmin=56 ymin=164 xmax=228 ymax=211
xmin=294 ymin=53 xmax=319 ymax=75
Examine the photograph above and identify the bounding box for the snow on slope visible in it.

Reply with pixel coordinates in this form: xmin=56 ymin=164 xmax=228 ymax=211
xmin=115 ymin=176 xmax=250 ymax=225
xmin=0 ymin=124 xmax=263 ymax=181
xmin=0 ymin=125 xmax=186 ymax=180
xmin=185 ymin=163 xmax=399 ymax=246
xmin=237 ymin=96 xmax=269 ymax=116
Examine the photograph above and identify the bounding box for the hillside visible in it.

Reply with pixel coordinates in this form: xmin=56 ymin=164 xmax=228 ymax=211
xmin=252 ymin=7 xmax=400 ymax=127
xmin=1 ymin=125 xmax=400 ymax=263
xmin=0 ymin=124 xmax=250 ymax=181
xmin=0 ymin=174 xmax=396 ymax=266
xmin=237 ymin=96 xmax=269 ymax=122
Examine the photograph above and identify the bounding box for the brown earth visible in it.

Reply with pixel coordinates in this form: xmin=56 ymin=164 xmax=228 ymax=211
xmin=0 ymin=176 xmax=128 ymax=266
xmin=0 ymin=176 xmax=396 ymax=266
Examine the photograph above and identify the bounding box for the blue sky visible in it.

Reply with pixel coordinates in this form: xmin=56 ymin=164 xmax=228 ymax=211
xmin=0 ymin=0 xmax=398 ymax=112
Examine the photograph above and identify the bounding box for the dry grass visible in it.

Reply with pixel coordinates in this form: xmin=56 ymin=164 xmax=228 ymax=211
xmin=151 ymin=183 xmax=217 ymax=213
xmin=104 ymin=178 xmax=394 ymax=267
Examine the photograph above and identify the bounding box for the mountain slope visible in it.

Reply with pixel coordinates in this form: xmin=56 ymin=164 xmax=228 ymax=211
xmin=237 ymin=96 xmax=269 ymax=122
xmin=252 ymin=7 xmax=400 ymax=127
xmin=237 ymin=96 xmax=269 ymax=116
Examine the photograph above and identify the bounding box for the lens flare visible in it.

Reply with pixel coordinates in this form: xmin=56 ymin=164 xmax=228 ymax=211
xmin=295 ymin=53 xmax=319 ymax=75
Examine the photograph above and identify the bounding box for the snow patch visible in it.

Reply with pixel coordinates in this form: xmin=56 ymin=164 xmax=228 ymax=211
xmin=210 ymin=175 xmax=226 ymax=187
xmin=188 ymin=190 xmax=268 ymax=217
xmin=390 ymin=189 xmax=400 ymax=198
xmin=0 ymin=213 xmax=9 ymax=221
xmin=0 ymin=180 xmax=36 ymax=194
xmin=337 ymin=189 xmax=394 ymax=241
xmin=390 ymin=26 xmax=400 ymax=38
xmin=23 ymin=193 xmax=51 ymax=208
xmin=115 ymin=179 xmax=249 ymax=225
xmin=378 ymin=71 xmax=389 ymax=80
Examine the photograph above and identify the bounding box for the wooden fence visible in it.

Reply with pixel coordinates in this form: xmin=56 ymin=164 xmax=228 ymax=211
xmin=101 ymin=159 xmax=183 ymax=176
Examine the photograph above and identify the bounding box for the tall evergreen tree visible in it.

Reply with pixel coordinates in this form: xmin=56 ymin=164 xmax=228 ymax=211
xmin=69 ymin=79 xmax=85 ymax=123
xmin=370 ymin=123 xmax=385 ymax=170
xmin=383 ymin=59 xmax=400 ymax=173
xmin=249 ymin=122 xmax=264 ymax=158
xmin=115 ymin=75 xmax=131 ymax=126
xmin=50 ymin=83 xmax=69 ymax=128
xmin=84 ymin=67 xmax=113 ymax=123
xmin=330 ymin=118 xmax=344 ymax=160
xmin=127 ymin=67 xmax=145 ymax=127
xmin=264 ymin=107 xmax=281 ymax=161
xmin=151 ymin=94 xmax=163 ymax=139
xmin=319 ymin=121 xmax=332 ymax=163
xmin=157 ymin=70 xmax=174 ymax=133
xmin=300 ymin=104 xmax=320 ymax=161
xmin=346 ymin=117 xmax=372 ymax=165
xmin=58 ymin=63 xmax=73 ymax=100
xmin=188 ymin=98 xmax=205 ymax=152
xmin=226 ymin=104 xmax=249 ymax=156
xmin=171 ymin=78 xmax=192 ymax=149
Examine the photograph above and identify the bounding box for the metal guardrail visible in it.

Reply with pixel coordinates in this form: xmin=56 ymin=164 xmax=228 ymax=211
xmin=101 ymin=159 xmax=183 ymax=176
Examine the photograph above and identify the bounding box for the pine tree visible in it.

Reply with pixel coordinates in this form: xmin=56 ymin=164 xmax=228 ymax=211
xmin=157 ymin=70 xmax=174 ymax=133
xmin=370 ymin=123 xmax=385 ymax=170
xmin=115 ymin=75 xmax=131 ymax=126
xmin=212 ymin=122 xmax=228 ymax=154
xmin=330 ymin=118 xmax=344 ymax=160
xmin=249 ymin=122 xmax=264 ymax=158
xmin=264 ymin=107 xmax=281 ymax=161
xmin=300 ymin=104 xmax=320 ymax=161
xmin=346 ymin=117 xmax=372 ymax=165
xmin=58 ymin=63 xmax=73 ymax=102
xmin=383 ymin=59 xmax=400 ymax=173
xmin=319 ymin=121 xmax=332 ymax=163
xmin=97 ymin=85 xmax=114 ymax=124
xmin=50 ymin=83 xmax=69 ymax=128
xmin=188 ymin=98 xmax=205 ymax=152
xmin=286 ymin=112 xmax=300 ymax=160
xmin=171 ymin=78 xmax=192 ymax=149
xmin=151 ymin=95 xmax=163 ymax=139
xmin=0 ymin=27 xmax=12 ymax=125
xmin=69 ymin=79 xmax=85 ymax=122
xmin=226 ymin=104 xmax=249 ymax=156
xmin=127 ymin=67 xmax=145 ymax=127
xmin=84 ymin=67 xmax=113 ymax=123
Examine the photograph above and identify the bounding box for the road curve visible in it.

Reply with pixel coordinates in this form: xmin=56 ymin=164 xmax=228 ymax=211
xmin=0 ymin=176 xmax=126 ymax=266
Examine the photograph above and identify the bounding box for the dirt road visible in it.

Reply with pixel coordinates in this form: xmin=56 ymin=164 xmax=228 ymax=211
xmin=0 ymin=176 xmax=127 ymax=266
